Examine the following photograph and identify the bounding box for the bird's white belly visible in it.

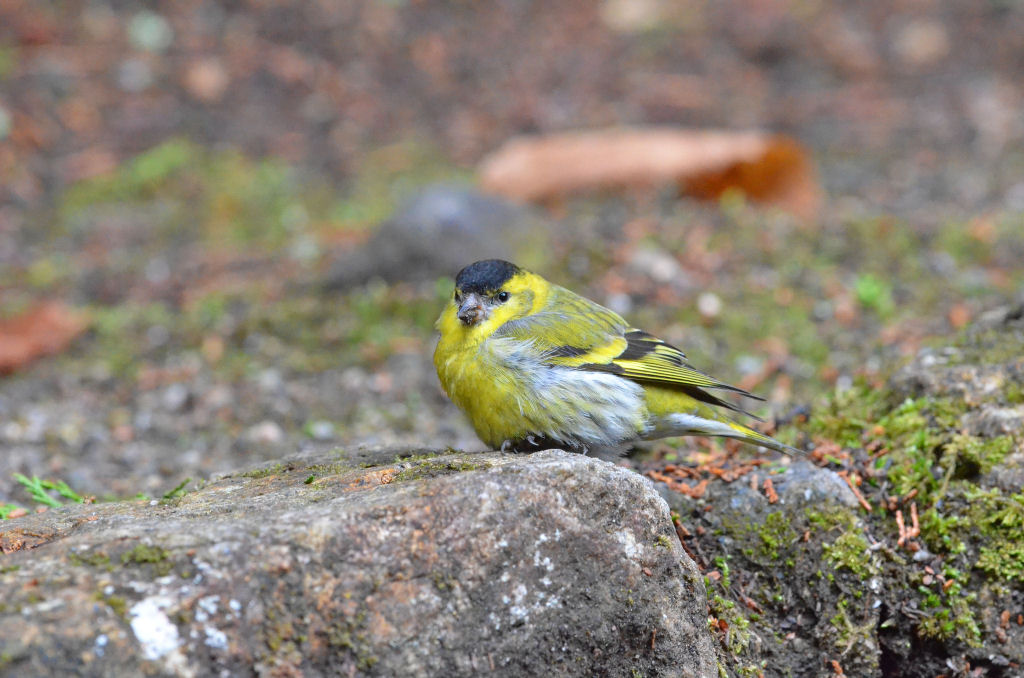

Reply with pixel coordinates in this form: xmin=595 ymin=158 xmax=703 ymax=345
xmin=490 ymin=338 xmax=646 ymax=449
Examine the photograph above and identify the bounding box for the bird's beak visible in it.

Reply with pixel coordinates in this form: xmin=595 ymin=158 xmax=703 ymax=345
xmin=457 ymin=292 xmax=486 ymax=326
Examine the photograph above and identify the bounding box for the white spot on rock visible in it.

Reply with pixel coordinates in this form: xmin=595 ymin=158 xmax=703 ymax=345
xmin=130 ymin=596 xmax=180 ymax=660
xmin=204 ymin=625 xmax=228 ymax=650
xmin=195 ymin=595 xmax=219 ymax=623
xmin=616 ymin=530 xmax=641 ymax=559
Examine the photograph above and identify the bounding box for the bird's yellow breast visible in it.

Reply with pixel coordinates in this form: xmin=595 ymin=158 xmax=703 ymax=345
xmin=433 ymin=325 xmax=533 ymax=447
xmin=430 ymin=268 xmax=548 ymax=438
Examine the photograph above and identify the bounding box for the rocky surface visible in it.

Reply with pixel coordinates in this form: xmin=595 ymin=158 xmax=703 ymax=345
xmin=0 ymin=448 xmax=716 ymax=678
xmin=643 ymin=303 xmax=1024 ymax=677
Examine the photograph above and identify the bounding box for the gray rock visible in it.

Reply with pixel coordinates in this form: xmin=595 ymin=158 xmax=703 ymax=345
xmin=962 ymin=404 xmax=1024 ymax=437
xmin=724 ymin=460 xmax=861 ymax=514
xmin=0 ymin=449 xmax=716 ymax=678
xmin=325 ymin=184 xmax=547 ymax=288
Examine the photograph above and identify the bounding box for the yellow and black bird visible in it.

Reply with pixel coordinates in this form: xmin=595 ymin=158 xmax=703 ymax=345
xmin=434 ymin=259 xmax=798 ymax=456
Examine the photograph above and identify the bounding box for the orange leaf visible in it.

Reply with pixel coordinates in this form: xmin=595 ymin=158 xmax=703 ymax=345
xmin=478 ymin=128 xmax=821 ymax=220
xmin=0 ymin=302 xmax=89 ymax=375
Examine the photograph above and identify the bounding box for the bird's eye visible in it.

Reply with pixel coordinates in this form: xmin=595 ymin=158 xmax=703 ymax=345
xmin=497 ymin=291 xmax=510 ymax=302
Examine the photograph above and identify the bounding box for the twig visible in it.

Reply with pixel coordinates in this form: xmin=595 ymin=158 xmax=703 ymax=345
xmin=838 ymin=471 xmax=872 ymax=512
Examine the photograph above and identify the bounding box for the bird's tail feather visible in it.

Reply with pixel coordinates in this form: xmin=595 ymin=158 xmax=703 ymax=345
xmin=652 ymin=412 xmax=803 ymax=456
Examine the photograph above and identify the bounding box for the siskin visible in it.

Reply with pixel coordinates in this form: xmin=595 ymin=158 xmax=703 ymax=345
xmin=434 ymin=259 xmax=799 ymax=456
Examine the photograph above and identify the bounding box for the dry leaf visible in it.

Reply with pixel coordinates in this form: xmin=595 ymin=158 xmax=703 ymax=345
xmin=0 ymin=302 xmax=89 ymax=375
xmin=479 ymin=127 xmax=821 ymax=220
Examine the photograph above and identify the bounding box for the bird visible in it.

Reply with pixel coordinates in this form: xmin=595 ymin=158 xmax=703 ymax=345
xmin=433 ymin=259 xmax=800 ymax=457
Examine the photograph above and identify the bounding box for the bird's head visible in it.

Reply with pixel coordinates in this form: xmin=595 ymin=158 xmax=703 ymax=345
xmin=439 ymin=259 xmax=547 ymax=340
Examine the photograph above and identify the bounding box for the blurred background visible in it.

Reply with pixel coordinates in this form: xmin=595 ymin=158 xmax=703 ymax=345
xmin=0 ymin=0 xmax=1022 ymax=505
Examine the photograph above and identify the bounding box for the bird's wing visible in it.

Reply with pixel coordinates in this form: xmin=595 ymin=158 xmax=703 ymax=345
xmin=493 ymin=285 xmax=763 ymax=416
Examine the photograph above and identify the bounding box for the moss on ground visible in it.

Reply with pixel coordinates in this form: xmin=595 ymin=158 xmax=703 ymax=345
xmin=790 ymin=314 xmax=1024 ymax=659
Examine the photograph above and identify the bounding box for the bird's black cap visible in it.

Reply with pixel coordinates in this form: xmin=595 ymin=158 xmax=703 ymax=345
xmin=455 ymin=259 xmax=520 ymax=294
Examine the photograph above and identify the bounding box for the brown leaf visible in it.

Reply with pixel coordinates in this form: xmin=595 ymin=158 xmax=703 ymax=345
xmin=0 ymin=302 xmax=89 ymax=375
xmin=479 ymin=128 xmax=821 ymax=220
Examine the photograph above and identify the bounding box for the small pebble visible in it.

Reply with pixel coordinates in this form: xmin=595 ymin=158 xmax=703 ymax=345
xmin=162 ymin=383 xmax=191 ymax=413
xmin=307 ymin=421 xmax=335 ymax=441
xmin=258 ymin=369 xmax=283 ymax=392
xmin=247 ymin=421 xmax=284 ymax=445
xmin=128 ymin=11 xmax=174 ymax=52
xmin=697 ymin=292 xmax=722 ymax=319
xmin=117 ymin=59 xmax=153 ymax=92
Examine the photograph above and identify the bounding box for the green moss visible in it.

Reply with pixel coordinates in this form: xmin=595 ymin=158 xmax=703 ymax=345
xmin=326 ymin=611 xmax=378 ymax=671
xmin=854 ymin=273 xmax=895 ymax=317
xmin=806 ymin=382 xmax=888 ymax=448
xmin=68 ymin=550 xmax=113 ymax=570
xmin=969 ymin=489 xmax=1024 ymax=582
xmin=822 ymin=532 xmax=878 ymax=581
xmin=304 ymin=462 xmax=351 ymax=477
xmin=655 ymin=534 xmax=673 ymax=549
xmin=829 ymin=597 xmax=877 ymax=652
xmin=391 ymin=459 xmax=488 ymax=483
xmin=706 ymin=592 xmax=752 ymax=656
xmin=734 ymin=511 xmax=798 ymax=562
xmin=103 ymin=594 xmax=128 ymax=618
xmin=918 ymin=507 xmax=967 ymax=554
xmin=703 ymin=556 xmax=755 ymax=658
xmin=161 ymin=478 xmax=192 ymax=502
xmin=1005 ymin=380 xmax=1024 ymax=404
xmin=121 ymin=544 xmax=173 ymax=577
xmin=805 ymin=507 xmax=859 ymax=532
xmin=915 ymin=582 xmax=981 ymax=646
xmin=737 ymin=663 xmax=769 ymax=678
xmin=240 ymin=463 xmax=289 ymax=479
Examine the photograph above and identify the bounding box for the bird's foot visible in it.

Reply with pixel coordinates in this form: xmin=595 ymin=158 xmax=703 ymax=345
xmin=500 ymin=435 xmax=559 ymax=453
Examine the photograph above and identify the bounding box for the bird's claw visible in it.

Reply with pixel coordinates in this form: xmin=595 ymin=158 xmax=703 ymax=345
xmin=527 ymin=435 xmax=539 ymax=447
xmin=500 ymin=439 xmax=513 ymax=453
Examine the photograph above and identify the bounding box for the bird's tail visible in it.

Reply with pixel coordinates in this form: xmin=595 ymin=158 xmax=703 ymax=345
xmin=722 ymin=420 xmax=803 ymax=456
xmin=650 ymin=411 xmax=803 ymax=456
